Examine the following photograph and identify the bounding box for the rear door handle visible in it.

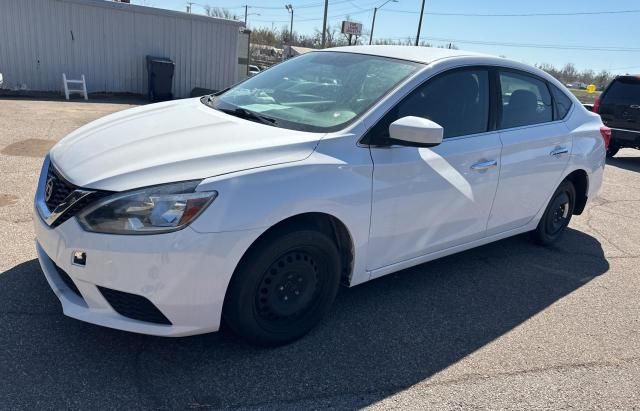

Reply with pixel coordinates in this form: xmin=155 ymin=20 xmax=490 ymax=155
xmin=550 ymin=146 xmax=569 ymax=156
xmin=470 ymin=159 xmax=498 ymax=171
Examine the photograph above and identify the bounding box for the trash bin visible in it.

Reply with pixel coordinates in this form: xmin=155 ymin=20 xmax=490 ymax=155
xmin=146 ymin=56 xmax=175 ymax=102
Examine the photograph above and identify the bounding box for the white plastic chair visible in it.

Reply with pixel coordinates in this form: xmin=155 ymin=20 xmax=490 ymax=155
xmin=62 ymin=73 xmax=88 ymax=100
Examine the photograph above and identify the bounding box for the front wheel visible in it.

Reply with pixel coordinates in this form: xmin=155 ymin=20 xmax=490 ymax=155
xmin=531 ymin=180 xmax=576 ymax=245
xmin=223 ymin=228 xmax=341 ymax=346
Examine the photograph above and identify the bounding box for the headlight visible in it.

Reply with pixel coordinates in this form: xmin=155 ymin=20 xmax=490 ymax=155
xmin=77 ymin=181 xmax=217 ymax=235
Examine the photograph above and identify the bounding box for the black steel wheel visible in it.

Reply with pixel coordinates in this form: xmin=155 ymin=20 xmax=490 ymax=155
xmin=223 ymin=228 xmax=341 ymax=346
xmin=531 ymin=180 xmax=576 ymax=245
xmin=256 ymin=248 xmax=322 ymax=322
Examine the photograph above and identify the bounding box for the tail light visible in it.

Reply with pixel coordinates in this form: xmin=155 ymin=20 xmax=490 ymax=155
xmin=593 ymin=96 xmax=601 ymax=113
xmin=600 ymin=126 xmax=611 ymax=149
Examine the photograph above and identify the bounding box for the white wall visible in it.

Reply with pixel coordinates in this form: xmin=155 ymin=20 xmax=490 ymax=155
xmin=0 ymin=0 xmax=243 ymax=97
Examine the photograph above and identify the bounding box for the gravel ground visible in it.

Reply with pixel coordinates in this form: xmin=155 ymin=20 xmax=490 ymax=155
xmin=0 ymin=97 xmax=639 ymax=410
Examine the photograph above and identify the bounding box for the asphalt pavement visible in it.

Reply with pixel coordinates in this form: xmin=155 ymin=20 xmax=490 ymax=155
xmin=0 ymin=97 xmax=639 ymax=410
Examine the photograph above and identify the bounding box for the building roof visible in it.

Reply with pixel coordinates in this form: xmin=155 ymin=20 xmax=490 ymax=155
xmin=289 ymin=46 xmax=315 ymax=55
xmin=62 ymin=0 xmax=244 ymax=26
xmin=324 ymin=45 xmax=494 ymax=64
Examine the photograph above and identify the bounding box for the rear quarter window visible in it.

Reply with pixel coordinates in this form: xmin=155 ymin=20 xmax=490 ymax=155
xmin=549 ymin=84 xmax=573 ymax=120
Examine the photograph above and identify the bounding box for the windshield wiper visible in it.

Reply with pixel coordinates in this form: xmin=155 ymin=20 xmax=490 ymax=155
xmin=217 ymin=107 xmax=279 ymax=127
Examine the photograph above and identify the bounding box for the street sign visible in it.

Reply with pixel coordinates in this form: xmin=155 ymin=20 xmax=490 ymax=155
xmin=587 ymin=84 xmax=596 ymax=94
xmin=341 ymin=21 xmax=362 ymax=36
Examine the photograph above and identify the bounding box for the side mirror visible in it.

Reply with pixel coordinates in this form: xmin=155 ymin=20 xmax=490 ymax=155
xmin=388 ymin=116 xmax=443 ymax=147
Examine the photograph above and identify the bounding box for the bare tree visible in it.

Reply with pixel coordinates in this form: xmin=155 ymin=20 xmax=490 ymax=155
xmin=536 ymin=63 xmax=614 ymax=87
xmin=316 ymin=24 xmax=346 ymax=48
xmin=203 ymin=6 xmax=237 ymax=20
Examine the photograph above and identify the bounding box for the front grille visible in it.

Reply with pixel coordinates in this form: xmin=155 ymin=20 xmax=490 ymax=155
xmin=44 ymin=163 xmax=112 ymax=227
xmin=98 ymin=287 xmax=172 ymax=325
xmin=44 ymin=164 xmax=76 ymax=211
xmin=52 ymin=262 xmax=83 ymax=299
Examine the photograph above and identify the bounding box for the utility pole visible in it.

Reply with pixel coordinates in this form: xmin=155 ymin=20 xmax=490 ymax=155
xmin=286 ymin=4 xmax=294 ymax=57
xmin=369 ymin=8 xmax=377 ymax=45
xmin=321 ymin=0 xmax=329 ymax=48
xmin=415 ymin=0 xmax=425 ymax=46
xmin=243 ymin=7 xmax=259 ymax=25
xmin=369 ymin=0 xmax=398 ymax=45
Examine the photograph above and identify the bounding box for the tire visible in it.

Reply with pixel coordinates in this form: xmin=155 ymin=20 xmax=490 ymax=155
xmin=606 ymin=145 xmax=619 ymax=158
xmin=222 ymin=228 xmax=341 ymax=346
xmin=531 ymin=180 xmax=576 ymax=246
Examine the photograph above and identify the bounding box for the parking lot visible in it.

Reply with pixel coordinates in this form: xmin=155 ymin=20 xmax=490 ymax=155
xmin=1 ymin=97 xmax=639 ymax=409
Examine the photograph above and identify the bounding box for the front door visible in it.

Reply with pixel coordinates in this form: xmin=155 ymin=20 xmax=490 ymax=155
xmin=364 ymin=68 xmax=502 ymax=273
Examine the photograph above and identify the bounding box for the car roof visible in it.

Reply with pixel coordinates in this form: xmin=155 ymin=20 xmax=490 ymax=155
xmin=324 ymin=45 xmax=493 ymax=65
xmin=615 ymin=75 xmax=640 ymax=80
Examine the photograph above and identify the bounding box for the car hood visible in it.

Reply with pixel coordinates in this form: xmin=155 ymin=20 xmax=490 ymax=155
xmin=49 ymin=98 xmax=324 ymax=191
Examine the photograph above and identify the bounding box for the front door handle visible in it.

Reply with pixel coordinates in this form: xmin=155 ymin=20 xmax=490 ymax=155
xmin=470 ymin=159 xmax=498 ymax=171
xmin=550 ymin=146 xmax=569 ymax=156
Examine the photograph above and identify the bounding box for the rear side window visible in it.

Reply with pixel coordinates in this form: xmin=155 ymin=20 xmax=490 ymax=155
xmin=603 ymin=78 xmax=640 ymax=104
xmin=549 ymin=84 xmax=573 ymax=120
xmin=499 ymin=71 xmax=553 ymax=129
xmin=365 ymin=68 xmax=490 ymax=143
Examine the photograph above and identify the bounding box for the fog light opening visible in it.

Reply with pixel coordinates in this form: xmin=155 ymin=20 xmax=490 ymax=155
xmin=72 ymin=251 xmax=86 ymax=266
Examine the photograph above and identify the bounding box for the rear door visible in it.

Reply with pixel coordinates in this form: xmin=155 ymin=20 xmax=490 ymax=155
xmin=486 ymin=69 xmax=572 ymax=235
xmin=599 ymin=76 xmax=640 ymax=131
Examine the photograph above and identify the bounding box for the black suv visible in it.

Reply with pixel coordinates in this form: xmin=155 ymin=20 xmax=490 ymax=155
xmin=595 ymin=75 xmax=640 ymax=157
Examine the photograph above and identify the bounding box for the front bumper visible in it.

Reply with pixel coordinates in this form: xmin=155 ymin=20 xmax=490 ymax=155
xmin=34 ymin=210 xmax=262 ymax=337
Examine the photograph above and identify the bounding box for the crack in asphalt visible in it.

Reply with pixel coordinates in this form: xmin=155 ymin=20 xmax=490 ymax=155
xmin=194 ymin=357 xmax=640 ymax=410
xmin=421 ymin=356 xmax=640 ymax=389
xmin=606 ymin=255 xmax=640 ymax=259
xmin=0 ymin=311 xmax=59 ymax=317
xmin=580 ymin=198 xmax=637 ymax=258
xmin=0 ymin=217 xmax=34 ymax=224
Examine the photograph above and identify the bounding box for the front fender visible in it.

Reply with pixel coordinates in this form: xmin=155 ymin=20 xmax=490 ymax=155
xmin=190 ymin=135 xmax=373 ymax=286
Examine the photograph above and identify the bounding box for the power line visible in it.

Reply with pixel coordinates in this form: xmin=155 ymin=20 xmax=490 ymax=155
xmin=249 ymin=1 xmax=379 ymax=20
xmin=246 ymin=0 xmax=354 ymax=10
xmin=610 ymin=65 xmax=640 ymax=71
xmin=381 ymin=35 xmax=640 ymax=52
xmin=251 ymin=8 xmax=370 ymax=23
xmin=207 ymin=3 xmax=640 ymax=21
xmin=380 ymin=8 xmax=640 ymax=17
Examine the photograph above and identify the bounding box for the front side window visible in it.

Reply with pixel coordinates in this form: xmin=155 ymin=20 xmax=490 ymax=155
xmin=207 ymin=52 xmax=422 ymax=133
xmin=365 ymin=68 xmax=490 ymax=144
xmin=499 ymin=71 xmax=553 ymax=129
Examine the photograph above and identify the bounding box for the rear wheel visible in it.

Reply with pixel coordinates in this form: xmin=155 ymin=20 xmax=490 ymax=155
xmin=531 ymin=180 xmax=576 ymax=245
xmin=606 ymin=145 xmax=620 ymax=158
xmin=223 ymin=228 xmax=341 ymax=346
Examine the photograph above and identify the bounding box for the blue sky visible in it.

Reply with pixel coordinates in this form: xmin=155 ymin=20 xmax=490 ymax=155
xmin=131 ymin=0 xmax=639 ymax=74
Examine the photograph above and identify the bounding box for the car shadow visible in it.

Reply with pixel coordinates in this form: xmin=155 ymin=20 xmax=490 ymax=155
xmin=607 ymin=155 xmax=640 ymax=173
xmin=0 ymin=228 xmax=608 ymax=409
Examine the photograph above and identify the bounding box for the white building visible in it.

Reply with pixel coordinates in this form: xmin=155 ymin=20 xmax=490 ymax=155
xmin=0 ymin=0 xmax=248 ymax=98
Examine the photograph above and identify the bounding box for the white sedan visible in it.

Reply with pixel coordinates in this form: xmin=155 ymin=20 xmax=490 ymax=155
xmin=34 ymin=46 xmax=607 ymax=345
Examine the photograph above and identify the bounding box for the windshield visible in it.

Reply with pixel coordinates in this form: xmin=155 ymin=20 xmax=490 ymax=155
xmin=208 ymin=52 xmax=422 ymax=132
